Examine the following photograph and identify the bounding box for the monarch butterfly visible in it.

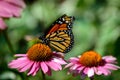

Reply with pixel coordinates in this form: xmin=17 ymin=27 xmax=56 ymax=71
xmin=39 ymin=14 xmax=75 ymax=53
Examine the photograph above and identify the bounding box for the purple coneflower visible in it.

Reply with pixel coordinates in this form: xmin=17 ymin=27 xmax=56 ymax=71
xmin=8 ymin=43 xmax=66 ymax=76
xmin=65 ymin=51 xmax=120 ymax=79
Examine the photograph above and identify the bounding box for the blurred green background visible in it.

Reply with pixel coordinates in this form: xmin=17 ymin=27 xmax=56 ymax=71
xmin=0 ymin=0 xmax=120 ymax=80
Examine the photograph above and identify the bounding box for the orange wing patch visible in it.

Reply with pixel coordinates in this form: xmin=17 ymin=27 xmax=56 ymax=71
xmin=48 ymin=24 xmax=68 ymax=34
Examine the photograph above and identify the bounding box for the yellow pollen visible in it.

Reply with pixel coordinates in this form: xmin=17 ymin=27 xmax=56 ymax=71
xmin=27 ymin=43 xmax=52 ymax=61
xmin=79 ymin=51 xmax=102 ymax=67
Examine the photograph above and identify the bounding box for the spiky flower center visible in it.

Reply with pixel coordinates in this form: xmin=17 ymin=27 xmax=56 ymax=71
xmin=27 ymin=43 xmax=52 ymax=61
xmin=79 ymin=51 xmax=102 ymax=67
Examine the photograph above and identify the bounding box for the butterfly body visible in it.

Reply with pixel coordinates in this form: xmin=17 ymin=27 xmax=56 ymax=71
xmin=39 ymin=14 xmax=75 ymax=53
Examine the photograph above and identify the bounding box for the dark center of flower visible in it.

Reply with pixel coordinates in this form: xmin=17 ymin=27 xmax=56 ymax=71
xmin=27 ymin=43 xmax=53 ymax=61
xmin=79 ymin=51 xmax=102 ymax=67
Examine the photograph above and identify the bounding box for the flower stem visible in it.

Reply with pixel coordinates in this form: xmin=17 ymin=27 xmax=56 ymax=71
xmin=41 ymin=70 xmax=46 ymax=80
xmin=3 ymin=29 xmax=15 ymax=54
xmin=90 ymin=77 xmax=94 ymax=80
xmin=83 ymin=76 xmax=94 ymax=80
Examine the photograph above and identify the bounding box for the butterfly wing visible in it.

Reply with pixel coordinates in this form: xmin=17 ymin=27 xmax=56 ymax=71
xmin=40 ymin=14 xmax=75 ymax=53
xmin=47 ymin=14 xmax=74 ymax=33
xmin=47 ymin=30 xmax=74 ymax=53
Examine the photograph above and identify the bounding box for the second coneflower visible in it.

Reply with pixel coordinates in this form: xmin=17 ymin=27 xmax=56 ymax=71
xmin=8 ymin=43 xmax=66 ymax=76
xmin=65 ymin=51 xmax=120 ymax=79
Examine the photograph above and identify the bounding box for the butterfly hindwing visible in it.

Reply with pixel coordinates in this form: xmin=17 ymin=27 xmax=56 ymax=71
xmin=46 ymin=30 xmax=74 ymax=53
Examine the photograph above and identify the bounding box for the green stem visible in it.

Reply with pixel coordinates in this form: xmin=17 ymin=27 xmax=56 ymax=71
xmin=41 ymin=70 xmax=46 ymax=80
xmin=3 ymin=29 xmax=15 ymax=54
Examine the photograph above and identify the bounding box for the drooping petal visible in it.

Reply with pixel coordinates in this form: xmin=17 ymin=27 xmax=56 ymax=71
xmin=93 ymin=67 xmax=102 ymax=75
xmin=40 ymin=62 xmax=48 ymax=73
xmin=32 ymin=62 xmax=40 ymax=76
xmin=83 ymin=67 xmax=89 ymax=74
xmin=46 ymin=67 xmax=52 ymax=76
xmin=87 ymin=68 xmax=94 ymax=77
xmin=28 ymin=62 xmax=37 ymax=76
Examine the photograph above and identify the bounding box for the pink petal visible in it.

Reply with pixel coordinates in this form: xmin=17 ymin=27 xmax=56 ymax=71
xmin=69 ymin=57 xmax=79 ymax=64
xmin=77 ymin=66 xmax=85 ymax=71
xmin=32 ymin=62 xmax=40 ymax=76
xmin=87 ymin=68 xmax=94 ymax=77
xmin=69 ymin=57 xmax=79 ymax=61
xmin=0 ymin=1 xmax=22 ymax=17
xmin=70 ymin=64 xmax=81 ymax=70
xmin=10 ymin=58 xmax=26 ymax=64
xmin=40 ymin=62 xmax=48 ymax=73
xmin=19 ymin=61 xmax=34 ymax=72
xmin=52 ymin=58 xmax=67 ymax=64
xmin=5 ymin=2 xmax=22 ymax=17
xmin=53 ymin=52 xmax=65 ymax=58
xmin=5 ymin=0 xmax=26 ymax=8
xmin=0 ymin=0 xmax=25 ymax=18
xmin=14 ymin=54 xmax=27 ymax=57
xmin=28 ymin=62 xmax=37 ymax=76
xmin=104 ymin=64 xmax=120 ymax=70
xmin=93 ymin=67 xmax=102 ymax=75
xmin=0 ymin=18 xmax=7 ymax=30
xmin=17 ymin=60 xmax=31 ymax=69
xmin=8 ymin=57 xmax=28 ymax=68
xmin=97 ymin=66 xmax=111 ymax=76
xmin=103 ymin=56 xmax=116 ymax=63
xmin=83 ymin=67 xmax=89 ymax=74
xmin=46 ymin=61 xmax=62 ymax=71
xmin=11 ymin=60 xmax=29 ymax=69
xmin=46 ymin=67 xmax=51 ymax=76
xmin=64 ymin=63 xmax=74 ymax=68
xmin=0 ymin=2 xmax=12 ymax=17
